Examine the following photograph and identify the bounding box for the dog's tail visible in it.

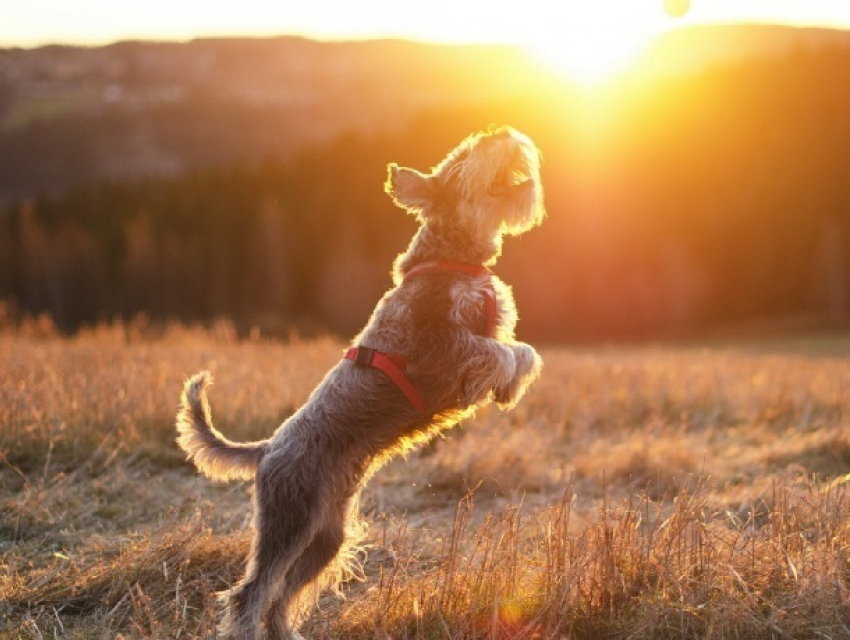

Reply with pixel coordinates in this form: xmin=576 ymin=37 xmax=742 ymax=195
xmin=176 ymin=371 xmax=267 ymax=482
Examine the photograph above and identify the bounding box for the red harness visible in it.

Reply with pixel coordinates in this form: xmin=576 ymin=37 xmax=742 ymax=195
xmin=403 ymin=260 xmax=497 ymax=338
xmin=344 ymin=260 xmax=497 ymax=416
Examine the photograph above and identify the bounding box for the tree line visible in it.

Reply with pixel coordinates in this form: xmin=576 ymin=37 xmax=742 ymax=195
xmin=1 ymin=48 xmax=848 ymax=340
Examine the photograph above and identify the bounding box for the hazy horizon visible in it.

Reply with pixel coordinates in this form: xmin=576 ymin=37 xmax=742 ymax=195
xmin=4 ymin=1 xmax=850 ymax=51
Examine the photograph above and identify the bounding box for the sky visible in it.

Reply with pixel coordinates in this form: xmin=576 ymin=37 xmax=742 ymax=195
xmin=2 ymin=0 xmax=849 ymax=49
xmin=2 ymin=1 xmax=850 ymax=84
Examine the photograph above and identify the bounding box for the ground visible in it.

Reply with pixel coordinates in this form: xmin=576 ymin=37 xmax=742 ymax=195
xmin=1 ymin=321 xmax=848 ymax=638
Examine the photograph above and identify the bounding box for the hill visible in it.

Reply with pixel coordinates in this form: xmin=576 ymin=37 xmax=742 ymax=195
xmin=0 ymin=37 xmax=549 ymax=203
xmin=641 ymin=23 xmax=850 ymax=77
xmin=0 ymin=25 xmax=849 ymax=340
xmin=2 ymin=25 xmax=849 ymax=204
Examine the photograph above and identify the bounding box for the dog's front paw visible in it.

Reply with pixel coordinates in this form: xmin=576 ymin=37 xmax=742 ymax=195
xmin=494 ymin=343 xmax=542 ymax=409
xmin=514 ymin=343 xmax=542 ymax=380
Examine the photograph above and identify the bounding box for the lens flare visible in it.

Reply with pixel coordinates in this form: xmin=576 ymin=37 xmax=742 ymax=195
xmin=664 ymin=0 xmax=691 ymax=19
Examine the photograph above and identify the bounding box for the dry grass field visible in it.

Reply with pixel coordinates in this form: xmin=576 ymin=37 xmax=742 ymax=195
xmin=1 ymin=318 xmax=848 ymax=639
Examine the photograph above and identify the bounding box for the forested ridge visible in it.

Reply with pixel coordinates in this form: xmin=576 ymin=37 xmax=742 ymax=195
xmin=1 ymin=27 xmax=849 ymax=340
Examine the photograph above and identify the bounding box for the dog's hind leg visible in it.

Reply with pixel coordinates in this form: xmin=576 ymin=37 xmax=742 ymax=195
xmin=223 ymin=527 xmax=316 ymax=639
xmin=218 ymin=560 xmax=264 ymax=639
xmin=265 ymin=496 xmax=352 ymax=638
xmin=219 ymin=515 xmax=301 ymax=640
xmin=264 ymin=524 xmax=344 ymax=638
xmin=222 ymin=456 xmax=330 ymax=639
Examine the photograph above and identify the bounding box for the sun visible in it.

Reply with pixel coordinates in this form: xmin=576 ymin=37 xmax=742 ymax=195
xmin=522 ymin=4 xmax=673 ymax=86
xmin=529 ymin=31 xmax=654 ymax=86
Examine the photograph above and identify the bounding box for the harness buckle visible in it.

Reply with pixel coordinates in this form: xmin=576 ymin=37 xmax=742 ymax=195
xmin=354 ymin=346 xmax=376 ymax=367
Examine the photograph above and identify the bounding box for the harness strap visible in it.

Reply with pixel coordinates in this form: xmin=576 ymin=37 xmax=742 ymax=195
xmin=344 ymin=347 xmax=426 ymax=416
xmin=404 ymin=260 xmax=491 ymax=280
xmin=344 ymin=261 xmax=498 ymax=416
xmin=404 ymin=260 xmax=498 ymax=338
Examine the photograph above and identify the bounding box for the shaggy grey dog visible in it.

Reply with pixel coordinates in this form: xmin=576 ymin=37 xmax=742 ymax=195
xmin=176 ymin=126 xmax=545 ymax=639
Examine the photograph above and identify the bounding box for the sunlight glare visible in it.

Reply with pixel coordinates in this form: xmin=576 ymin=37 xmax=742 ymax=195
xmin=524 ymin=4 xmax=673 ymax=86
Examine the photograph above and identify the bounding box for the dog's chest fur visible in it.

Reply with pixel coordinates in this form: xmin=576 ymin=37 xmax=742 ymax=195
xmin=448 ymin=275 xmax=517 ymax=340
xmin=343 ymin=270 xmax=516 ymax=415
xmin=360 ymin=271 xmax=515 ymax=351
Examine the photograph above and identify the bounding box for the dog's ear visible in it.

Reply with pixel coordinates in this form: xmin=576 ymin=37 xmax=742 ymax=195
xmin=385 ymin=164 xmax=436 ymax=214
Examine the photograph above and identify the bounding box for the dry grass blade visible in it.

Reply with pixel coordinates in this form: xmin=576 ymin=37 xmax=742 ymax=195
xmin=2 ymin=511 xmax=247 ymax=637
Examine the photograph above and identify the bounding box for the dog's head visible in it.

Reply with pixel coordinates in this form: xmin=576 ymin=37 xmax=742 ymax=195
xmin=386 ymin=127 xmax=545 ymax=252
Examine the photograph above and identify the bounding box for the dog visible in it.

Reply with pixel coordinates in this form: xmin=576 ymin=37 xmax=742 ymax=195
xmin=176 ymin=126 xmax=545 ymax=639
